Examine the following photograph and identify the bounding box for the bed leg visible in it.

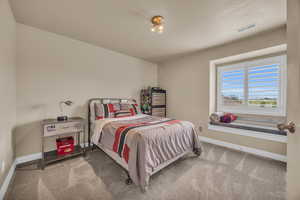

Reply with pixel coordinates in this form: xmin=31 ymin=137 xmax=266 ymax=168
xmin=140 ymin=186 xmax=148 ymax=193
xmin=125 ymin=172 xmax=133 ymax=185
xmin=194 ymin=148 xmax=202 ymax=156
xmin=92 ymin=144 xmax=96 ymax=152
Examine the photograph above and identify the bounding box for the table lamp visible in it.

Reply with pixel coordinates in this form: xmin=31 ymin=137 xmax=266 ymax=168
xmin=57 ymin=100 xmax=73 ymax=121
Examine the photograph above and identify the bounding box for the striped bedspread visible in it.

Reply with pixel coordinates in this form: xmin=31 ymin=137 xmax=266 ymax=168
xmin=113 ymin=119 xmax=181 ymax=163
xmin=92 ymin=115 xmax=202 ymax=190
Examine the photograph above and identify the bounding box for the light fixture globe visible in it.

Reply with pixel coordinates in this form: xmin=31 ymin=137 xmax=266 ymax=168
xmin=151 ymin=15 xmax=164 ymax=33
xmin=151 ymin=16 xmax=164 ymax=25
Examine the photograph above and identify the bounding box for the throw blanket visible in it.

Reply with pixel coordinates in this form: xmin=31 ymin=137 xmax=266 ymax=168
xmin=92 ymin=115 xmax=202 ymax=190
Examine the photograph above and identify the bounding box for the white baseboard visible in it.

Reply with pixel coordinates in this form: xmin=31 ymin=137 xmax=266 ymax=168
xmin=80 ymin=143 xmax=89 ymax=148
xmin=0 ymin=153 xmax=41 ymax=200
xmin=0 ymin=160 xmax=16 ymax=200
xmin=15 ymin=143 xmax=88 ymax=165
xmin=199 ymin=136 xmax=287 ymax=162
xmin=15 ymin=153 xmax=42 ymax=165
xmin=0 ymin=142 xmax=88 ymax=199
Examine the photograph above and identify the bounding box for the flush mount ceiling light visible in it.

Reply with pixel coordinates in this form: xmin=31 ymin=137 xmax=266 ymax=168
xmin=151 ymin=15 xmax=164 ymax=34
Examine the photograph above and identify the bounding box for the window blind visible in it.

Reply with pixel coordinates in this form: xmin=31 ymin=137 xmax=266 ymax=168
xmin=248 ymin=64 xmax=280 ymax=108
xmin=221 ymin=69 xmax=244 ymax=106
xmin=217 ymin=54 xmax=286 ymax=116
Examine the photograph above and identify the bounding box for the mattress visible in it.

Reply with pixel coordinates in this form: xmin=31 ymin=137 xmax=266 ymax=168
xmin=91 ymin=114 xmax=202 ymax=190
xmin=96 ymin=142 xmax=128 ymax=170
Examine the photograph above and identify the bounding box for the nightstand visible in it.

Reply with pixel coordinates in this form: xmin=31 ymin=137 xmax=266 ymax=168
xmin=41 ymin=117 xmax=85 ymax=169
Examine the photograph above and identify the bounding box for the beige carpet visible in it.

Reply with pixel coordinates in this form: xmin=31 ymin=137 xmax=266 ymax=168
xmin=5 ymin=143 xmax=286 ymax=200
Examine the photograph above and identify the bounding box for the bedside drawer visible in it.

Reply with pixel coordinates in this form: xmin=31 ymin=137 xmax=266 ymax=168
xmin=152 ymin=93 xmax=165 ymax=97
xmin=152 ymin=112 xmax=165 ymax=117
xmin=152 ymin=96 xmax=165 ymax=106
xmin=44 ymin=122 xmax=83 ymax=137
xmin=152 ymin=108 xmax=166 ymax=117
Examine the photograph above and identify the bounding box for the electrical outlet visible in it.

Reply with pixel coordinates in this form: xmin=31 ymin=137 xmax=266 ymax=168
xmin=198 ymin=126 xmax=202 ymax=132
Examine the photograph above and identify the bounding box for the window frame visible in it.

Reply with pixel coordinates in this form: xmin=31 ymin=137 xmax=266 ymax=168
xmin=210 ymin=45 xmax=287 ymax=117
xmin=216 ymin=55 xmax=287 ymax=116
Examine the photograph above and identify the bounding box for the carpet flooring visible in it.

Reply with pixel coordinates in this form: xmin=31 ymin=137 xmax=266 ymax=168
xmin=5 ymin=143 xmax=286 ymax=200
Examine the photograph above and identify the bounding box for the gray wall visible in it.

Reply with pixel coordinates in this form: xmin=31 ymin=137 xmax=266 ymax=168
xmin=158 ymin=27 xmax=287 ymax=155
xmin=0 ymin=0 xmax=16 ymax=187
xmin=15 ymin=24 xmax=157 ymax=157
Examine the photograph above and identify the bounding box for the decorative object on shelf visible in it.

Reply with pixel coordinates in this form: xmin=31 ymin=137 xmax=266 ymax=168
xmin=141 ymin=87 xmax=166 ymax=117
xmin=57 ymin=100 xmax=73 ymax=121
xmin=56 ymin=136 xmax=74 ymax=156
xmin=209 ymin=112 xmax=237 ymax=123
xmin=209 ymin=112 xmax=224 ymax=123
xmin=220 ymin=113 xmax=237 ymax=123
xmin=151 ymin=15 xmax=164 ymax=34
xmin=277 ymin=121 xmax=296 ymax=133
xmin=141 ymin=87 xmax=152 ymax=115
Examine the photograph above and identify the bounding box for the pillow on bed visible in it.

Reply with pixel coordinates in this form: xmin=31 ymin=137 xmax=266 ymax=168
xmin=114 ymin=109 xmax=133 ymax=118
xmin=120 ymin=103 xmax=141 ymax=115
xmin=94 ymin=103 xmax=120 ymax=119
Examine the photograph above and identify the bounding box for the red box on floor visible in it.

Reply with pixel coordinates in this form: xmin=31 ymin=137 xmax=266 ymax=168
xmin=56 ymin=136 xmax=74 ymax=156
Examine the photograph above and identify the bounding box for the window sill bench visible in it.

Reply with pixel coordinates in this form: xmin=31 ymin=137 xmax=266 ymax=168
xmin=208 ymin=123 xmax=287 ymax=143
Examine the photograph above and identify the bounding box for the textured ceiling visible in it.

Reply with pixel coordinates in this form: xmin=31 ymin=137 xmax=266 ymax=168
xmin=10 ymin=0 xmax=286 ymax=62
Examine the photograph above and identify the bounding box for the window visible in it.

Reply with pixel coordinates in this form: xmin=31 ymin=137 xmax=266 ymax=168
xmin=217 ymin=54 xmax=287 ymax=116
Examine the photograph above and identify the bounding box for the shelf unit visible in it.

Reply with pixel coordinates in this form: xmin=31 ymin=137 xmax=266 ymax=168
xmin=141 ymin=87 xmax=166 ymax=117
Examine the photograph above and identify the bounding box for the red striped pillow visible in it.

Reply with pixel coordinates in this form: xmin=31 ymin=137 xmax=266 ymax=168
xmin=114 ymin=109 xmax=133 ymax=118
xmin=94 ymin=103 xmax=120 ymax=119
xmin=120 ymin=103 xmax=141 ymax=115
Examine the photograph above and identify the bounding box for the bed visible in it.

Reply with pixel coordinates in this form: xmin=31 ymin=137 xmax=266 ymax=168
xmin=88 ymin=98 xmax=202 ymax=191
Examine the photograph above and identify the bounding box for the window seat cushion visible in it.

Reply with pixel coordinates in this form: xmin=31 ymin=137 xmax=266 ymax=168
xmin=210 ymin=121 xmax=287 ymax=136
